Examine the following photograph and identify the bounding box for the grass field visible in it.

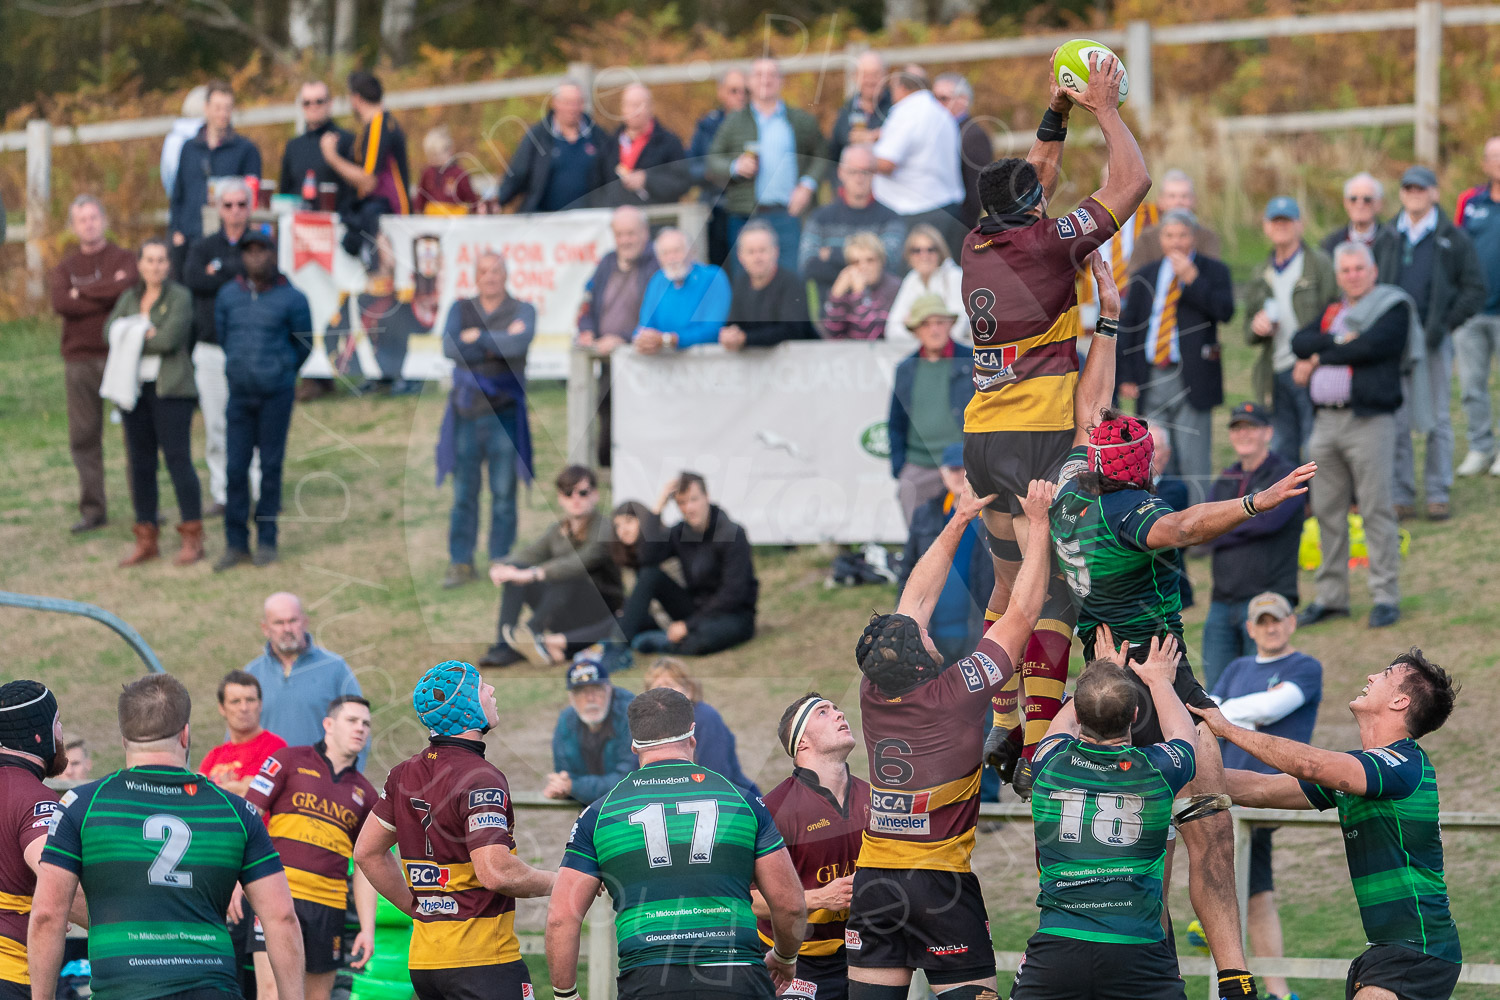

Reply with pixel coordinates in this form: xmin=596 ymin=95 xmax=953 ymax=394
xmin=2 ymin=292 xmax=1498 ymax=998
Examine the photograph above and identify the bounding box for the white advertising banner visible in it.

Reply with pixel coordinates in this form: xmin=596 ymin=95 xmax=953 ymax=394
xmin=610 ymin=341 xmax=913 ymax=545
xmin=281 ymin=209 xmax=617 ymax=381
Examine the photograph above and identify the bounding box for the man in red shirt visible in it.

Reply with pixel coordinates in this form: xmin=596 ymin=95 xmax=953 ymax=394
xmin=200 ymin=669 xmax=287 ymax=796
xmin=755 ymin=694 xmax=871 ymax=1000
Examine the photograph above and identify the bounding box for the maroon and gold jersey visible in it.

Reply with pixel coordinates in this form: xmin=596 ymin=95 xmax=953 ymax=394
xmin=244 ymin=743 xmax=375 ymax=910
xmin=0 ymin=763 xmax=60 ymax=985
xmin=858 ymin=637 xmax=1014 ymax=872
xmin=960 ymin=196 xmax=1121 ymax=434
xmin=370 ymin=738 xmax=519 ymax=971
xmin=757 ymin=767 xmax=871 ymax=959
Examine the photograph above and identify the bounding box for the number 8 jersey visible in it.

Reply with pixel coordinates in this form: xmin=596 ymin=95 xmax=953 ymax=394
xmin=1029 ymin=734 xmax=1196 ymax=944
xmin=40 ymin=766 xmax=284 ymax=1000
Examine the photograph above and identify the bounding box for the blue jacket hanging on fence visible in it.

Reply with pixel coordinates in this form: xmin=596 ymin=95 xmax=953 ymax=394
xmin=435 ymin=295 xmax=537 ymax=486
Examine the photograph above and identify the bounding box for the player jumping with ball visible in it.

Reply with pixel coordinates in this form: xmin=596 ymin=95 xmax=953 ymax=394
xmin=960 ymin=48 xmax=1150 ymax=774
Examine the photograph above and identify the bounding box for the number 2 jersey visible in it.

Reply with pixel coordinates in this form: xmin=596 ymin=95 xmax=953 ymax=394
xmin=1029 ymin=734 xmax=1195 ymax=944
xmin=41 ymin=766 xmax=283 ymax=1000
xmin=0 ymin=762 xmax=61 ymax=986
xmin=562 ymin=759 xmax=785 ymax=972
xmin=1050 ymin=446 xmax=1184 ymax=648
xmin=858 ymin=637 xmax=1015 ymax=872
xmin=370 ymin=737 xmax=522 ymax=971
xmin=1299 ymin=739 xmax=1460 ymax=964
xmin=960 ymin=198 xmax=1120 ymax=434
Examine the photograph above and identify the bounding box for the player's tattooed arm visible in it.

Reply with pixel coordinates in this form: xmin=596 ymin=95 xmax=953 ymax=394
xmin=1191 ymin=705 xmax=1368 ymax=795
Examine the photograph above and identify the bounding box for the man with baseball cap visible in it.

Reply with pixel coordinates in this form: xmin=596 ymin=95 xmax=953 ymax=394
xmin=1209 ymin=593 xmax=1323 ymax=1000
xmin=353 ymin=660 xmax=555 ymax=1000
xmin=1244 ymin=196 xmax=1339 ymax=463
xmin=214 ymin=225 xmax=315 ymax=572
xmin=1200 ymin=401 xmax=1306 ymax=693
xmin=545 ymin=649 xmax=636 ymax=806
xmin=0 ymin=681 xmax=84 ymax=1000
xmin=1375 ymin=164 xmax=1486 ymax=522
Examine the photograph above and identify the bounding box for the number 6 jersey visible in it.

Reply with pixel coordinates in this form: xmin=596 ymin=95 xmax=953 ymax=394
xmin=1029 ymin=734 xmax=1196 ymax=944
xmin=40 ymin=765 xmax=283 ymax=1000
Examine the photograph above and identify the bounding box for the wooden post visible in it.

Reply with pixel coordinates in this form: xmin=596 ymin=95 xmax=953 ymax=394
xmin=586 ymin=893 xmax=617 ymax=1000
xmin=567 ymin=348 xmax=599 ymax=469
xmin=1414 ymin=1 xmax=1442 ymax=164
xmin=1125 ymin=20 xmax=1154 ymax=137
xmin=25 ymin=119 xmax=52 ymax=305
xmin=568 ymin=61 xmax=597 ymax=114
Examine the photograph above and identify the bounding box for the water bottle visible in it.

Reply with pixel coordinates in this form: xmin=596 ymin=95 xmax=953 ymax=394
xmin=302 ymin=170 xmax=318 ymax=209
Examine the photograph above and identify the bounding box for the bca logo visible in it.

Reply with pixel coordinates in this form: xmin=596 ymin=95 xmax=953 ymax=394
xmin=407 ymin=863 xmax=452 ymax=888
xmin=469 ymin=788 xmax=508 ymax=809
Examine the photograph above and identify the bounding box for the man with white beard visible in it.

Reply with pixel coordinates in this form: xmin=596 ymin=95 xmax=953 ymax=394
xmin=633 ymin=227 xmax=731 ymax=352
xmin=543 ymin=649 xmax=637 ymax=807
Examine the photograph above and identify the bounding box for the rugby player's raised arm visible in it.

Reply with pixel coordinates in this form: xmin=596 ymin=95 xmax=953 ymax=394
xmin=1144 ymin=461 xmax=1316 ymax=550
xmin=1068 ymin=53 xmax=1151 ymax=226
xmin=984 ymin=480 xmax=1056 ymax=665
xmin=1072 ymin=252 xmax=1119 ymax=446
xmin=1192 ymin=704 xmax=1368 ymax=796
xmin=894 ymin=490 xmax=997 ymax=627
xmin=1222 ymin=768 xmax=1316 ymax=811
xmin=1025 ymin=50 xmax=1074 ymax=200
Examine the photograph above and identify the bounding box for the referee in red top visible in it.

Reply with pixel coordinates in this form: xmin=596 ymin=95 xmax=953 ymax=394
xmin=961 ymin=50 xmax=1151 ymax=771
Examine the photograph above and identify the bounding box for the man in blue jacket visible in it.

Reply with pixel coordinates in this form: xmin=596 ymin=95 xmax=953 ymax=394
xmin=169 ymin=82 xmax=262 ymax=275
xmin=213 ymin=230 xmax=313 ymax=571
xmin=545 ymin=651 xmax=636 ymax=807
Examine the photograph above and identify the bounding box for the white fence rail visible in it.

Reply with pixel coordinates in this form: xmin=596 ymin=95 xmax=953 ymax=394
xmin=12 ymin=1 xmax=1500 ymax=299
xmin=509 ymin=795 xmax=1500 ymax=999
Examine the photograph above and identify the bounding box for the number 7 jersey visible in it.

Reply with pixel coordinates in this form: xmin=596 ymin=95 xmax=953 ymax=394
xmin=1029 ymin=734 xmax=1196 ymax=944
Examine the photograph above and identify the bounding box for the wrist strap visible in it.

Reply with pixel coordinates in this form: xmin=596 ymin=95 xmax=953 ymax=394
xmin=1094 ymin=316 xmax=1119 ymax=339
xmin=1037 ymin=107 xmax=1069 ymax=143
xmin=772 ymin=946 xmax=799 ymax=965
xmin=1241 ymin=492 xmax=1260 ymax=517
xmin=554 ymin=987 xmax=580 ymax=1000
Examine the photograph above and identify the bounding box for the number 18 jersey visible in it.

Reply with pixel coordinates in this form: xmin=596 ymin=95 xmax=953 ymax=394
xmin=41 ymin=765 xmax=283 ymax=1000
xmin=1030 ymin=735 xmax=1195 ymax=944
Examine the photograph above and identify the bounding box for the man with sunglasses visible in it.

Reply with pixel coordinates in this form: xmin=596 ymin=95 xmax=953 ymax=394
xmin=280 ymin=81 xmax=354 ymax=216
xmin=1321 ymin=173 xmax=1399 ymax=260
xmin=480 ymin=465 xmax=624 ymax=668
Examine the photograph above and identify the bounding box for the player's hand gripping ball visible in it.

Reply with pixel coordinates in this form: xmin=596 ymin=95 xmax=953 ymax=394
xmin=1053 ymin=39 xmax=1129 ymax=105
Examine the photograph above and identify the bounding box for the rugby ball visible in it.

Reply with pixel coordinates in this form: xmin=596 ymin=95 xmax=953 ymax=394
xmin=1053 ymin=38 xmax=1129 ymax=105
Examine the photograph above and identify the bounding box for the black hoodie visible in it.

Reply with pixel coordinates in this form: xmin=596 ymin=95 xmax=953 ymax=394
xmin=640 ymin=505 xmax=758 ymax=626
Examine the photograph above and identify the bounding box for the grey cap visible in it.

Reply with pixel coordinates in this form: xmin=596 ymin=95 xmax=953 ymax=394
xmin=1263 ymin=196 xmax=1300 ymax=221
xmin=1400 ymin=165 xmax=1438 ymax=189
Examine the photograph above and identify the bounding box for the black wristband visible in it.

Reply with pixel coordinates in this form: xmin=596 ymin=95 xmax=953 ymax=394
xmin=1094 ymin=316 xmax=1118 ymax=339
xmin=1037 ymin=107 xmax=1069 ymax=143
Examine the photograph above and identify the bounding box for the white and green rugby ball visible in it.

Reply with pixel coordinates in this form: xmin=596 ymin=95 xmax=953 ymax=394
xmin=1053 ymin=38 xmax=1129 ymax=105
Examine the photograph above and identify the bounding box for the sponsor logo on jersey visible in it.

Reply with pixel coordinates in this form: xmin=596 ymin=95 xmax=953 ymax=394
xmin=415 ymin=896 xmax=459 ymax=916
xmin=974 ymin=652 xmax=1004 ymax=685
xmin=352 ymin=788 xmax=365 ymax=807
xmin=1056 ymin=215 xmax=1077 ymax=239
xmin=974 ymin=368 xmax=1018 ymax=391
xmin=521 ymin=986 xmax=534 ymax=1000
xmin=871 ymin=789 xmax=931 ymax=814
xmin=806 ymin=818 xmax=831 ymax=833
xmin=31 ymin=816 xmax=53 ymax=830
xmin=1069 ymin=755 xmax=1114 ymax=773
xmin=184 ymin=783 xmax=198 ymax=796
xmin=406 ymin=862 xmax=452 ymax=888
xmin=1058 ymin=458 xmax=1087 ymax=485
xmin=124 ymin=779 xmax=189 ymax=796
xmin=468 ymin=788 xmax=508 ymax=809
xmin=468 ymin=812 xmax=508 ymax=832
xmin=33 ymin=802 xmax=58 ymax=818
xmin=1118 ymin=760 xmax=1133 ymax=771
xmin=1369 ymin=747 xmax=1407 ymax=767
xmin=297 ymin=767 xmax=322 ymax=778
xmin=785 ymin=979 xmax=818 ymax=999
xmin=691 ymin=774 xmax=706 ymax=783
xmin=845 ymin=929 xmax=862 ymax=950
xmin=59 ymin=790 xmax=77 ymax=807
xmin=928 ymin=943 xmax=970 ymax=956
xmin=871 ymin=811 xmax=931 ymax=835
xmin=633 ymin=776 xmax=690 ymax=786
xmin=261 ymin=758 xmax=283 ymax=777
xmin=1072 ymin=207 xmax=1098 ymax=235
xmin=249 ymin=775 xmax=275 ymax=796
xmin=958 ymin=659 xmax=985 ymax=693
xmin=1161 ymin=743 xmax=1184 ymax=767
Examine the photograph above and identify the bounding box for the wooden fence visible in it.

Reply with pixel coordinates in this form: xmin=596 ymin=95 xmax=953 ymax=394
xmin=10 ymin=1 xmax=1500 ymax=301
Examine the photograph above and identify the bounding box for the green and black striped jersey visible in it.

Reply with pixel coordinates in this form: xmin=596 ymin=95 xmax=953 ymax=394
xmin=1300 ymin=739 xmax=1461 ymax=964
xmin=1050 ymin=446 xmax=1183 ymax=647
xmin=1030 ymin=734 xmax=1196 ymax=944
xmin=42 ymin=765 xmax=282 ymax=1000
xmin=561 ymin=758 xmax=784 ymax=971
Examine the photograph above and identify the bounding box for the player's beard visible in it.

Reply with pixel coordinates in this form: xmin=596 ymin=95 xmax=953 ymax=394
xmin=44 ymin=745 xmax=68 ymax=778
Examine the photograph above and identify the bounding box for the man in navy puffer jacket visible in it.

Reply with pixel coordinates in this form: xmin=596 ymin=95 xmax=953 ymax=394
xmin=213 ymin=230 xmax=313 ymax=571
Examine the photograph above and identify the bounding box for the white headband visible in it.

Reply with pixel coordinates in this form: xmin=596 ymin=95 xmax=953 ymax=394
xmin=784 ymin=698 xmax=831 ymax=758
xmin=631 ymin=723 xmax=696 ymax=751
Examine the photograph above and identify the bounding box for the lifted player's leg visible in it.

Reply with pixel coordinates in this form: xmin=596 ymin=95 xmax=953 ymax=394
xmin=1172 ymin=720 xmax=1257 ymax=999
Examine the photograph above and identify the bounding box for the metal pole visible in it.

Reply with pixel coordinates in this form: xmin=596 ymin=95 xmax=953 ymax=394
xmin=0 ymin=591 xmax=165 ymax=674
xmin=1414 ymin=0 xmax=1443 ymax=164
xmin=25 ymin=119 xmax=52 ymax=305
xmin=1124 ymin=20 xmax=1155 ymax=136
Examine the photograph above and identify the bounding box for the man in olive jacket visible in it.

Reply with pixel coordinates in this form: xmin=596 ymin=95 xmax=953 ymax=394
xmin=1242 ymin=197 xmax=1340 ymax=463
xmin=706 ymin=57 xmax=828 ymax=273
xmin=481 ymin=465 xmax=624 ymax=668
